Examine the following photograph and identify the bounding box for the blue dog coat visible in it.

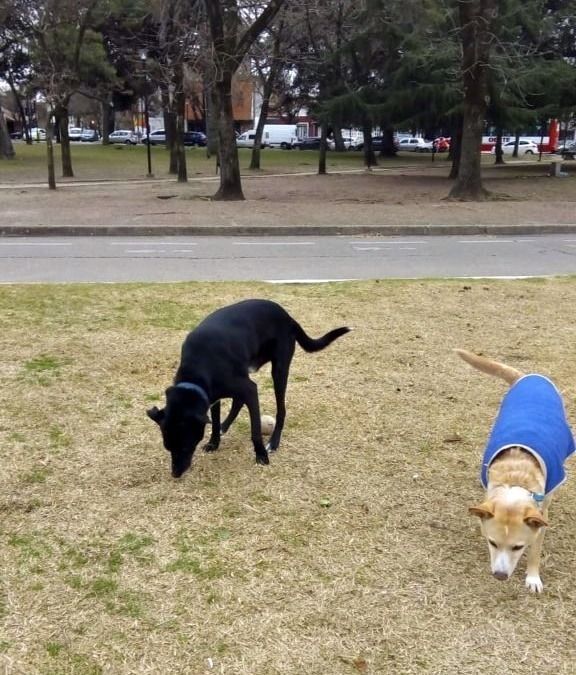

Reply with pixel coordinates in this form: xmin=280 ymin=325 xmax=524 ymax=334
xmin=481 ymin=374 xmax=575 ymax=495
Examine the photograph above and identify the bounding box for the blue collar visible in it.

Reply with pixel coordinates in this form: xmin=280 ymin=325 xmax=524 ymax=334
xmin=175 ymin=382 xmax=210 ymax=405
xmin=531 ymin=491 xmax=545 ymax=505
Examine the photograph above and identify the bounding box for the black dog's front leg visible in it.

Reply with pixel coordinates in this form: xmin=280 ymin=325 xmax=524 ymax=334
xmin=221 ymin=398 xmax=243 ymax=434
xmin=241 ymin=381 xmax=269 ymax=465
xmin=203 ymin=401 xmax=221 ymax=452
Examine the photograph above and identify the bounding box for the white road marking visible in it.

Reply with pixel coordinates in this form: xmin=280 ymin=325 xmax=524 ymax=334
xmin=350 ymin=241 xmax=426 ymax=245
xmin=109 ymin=241 xmax=197 ymax=246
xmin=353 ymin=246 xmax=418 ymax=251
xmin=233 ymin=242 xmax=316 ymax=246
xmin=0 ymin=242 xmax=72 ymax=246
xmin=457 ymin=240 xmax=515 ymax=244
xmin=125 ymin=249 xmax=165 ymax=254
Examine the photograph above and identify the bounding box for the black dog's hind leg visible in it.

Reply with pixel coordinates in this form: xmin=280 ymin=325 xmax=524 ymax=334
xmin=203 ymin=401 xmax=221 ymax=452
xmin=221 ymin=398 xmax=243 ymax=434
xmin=267 ymin=341 xmax=295 ymax=452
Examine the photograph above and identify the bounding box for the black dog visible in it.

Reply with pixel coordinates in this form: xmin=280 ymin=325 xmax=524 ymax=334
xmin=147 ymin=299 xmax=349 ymax=477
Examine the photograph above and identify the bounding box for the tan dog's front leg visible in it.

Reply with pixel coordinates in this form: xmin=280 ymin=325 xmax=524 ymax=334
xmin=525 ymin=500 xmax=550 ymax=593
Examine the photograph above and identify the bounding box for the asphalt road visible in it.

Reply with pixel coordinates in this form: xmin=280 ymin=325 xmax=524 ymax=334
xmin=2 ymin=234 xmax=576 ymax=283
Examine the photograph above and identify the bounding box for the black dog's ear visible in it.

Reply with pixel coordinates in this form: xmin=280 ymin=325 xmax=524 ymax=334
xmin=146 ymin=406 xmax=165 ymax=425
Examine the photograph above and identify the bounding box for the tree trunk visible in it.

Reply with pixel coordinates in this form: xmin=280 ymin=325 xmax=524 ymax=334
xmin=0 ymin=107 xmax=15 ymax=159
xmin=318 ymin=125 xmax=328 ymax=175
xmin=249 ymin=63 xmax=279 ymax=170
xmin=101 ymin=99 xmax=112 ymax=145
xmin=57 ymin=105 xmax=74 ymax=178
xmin=162 ymin=87 xmax=178 ymax=175
xmin=7 ymin=76 xmax=30 ymax=146
xmin=380 ymin=127 xmax=398 ymax=157
xmin=512 ymin=130 xmax=520 ymax=158
xmin=494 ymin=127 xmax=505 ymax=165
xmin=175 ymin=69 xmax=187 ymax=183
xmin=362 ymin=118 xmax=377 ymax=168
xmin=449 ymin=117 xmax=463 ymax=179
xmin=204 ymin=82 xmax=218 ymax=160
xmin=448 ymin=0 xmax=497 ymax=200
xmin=332 ymin=126 xmax=345 ymax=152
xmin=213 ymin=72 xmax=244 ymax=200
xmin=46 ymin=114 xmax=57 ymax=189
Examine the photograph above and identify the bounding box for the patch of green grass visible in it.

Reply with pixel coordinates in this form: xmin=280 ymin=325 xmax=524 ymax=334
xmin=144 ymin=392 xmax=161 ymax=402
xmin=40 ymin=649 xmax=103 ymax=675
xmin=86 ymin=574 xmax=146 ymax=618
xmin=8 ymin=533 xmax=52 ymax=561
xmin=107 ymin=532 xmax=155 ymax=573
xmin=21 ymin=467 xmax=51 ymax=485
xmin=60 ymin=544 xmax=90 ymax=569
xmin=24 ymin=354 xmax=65 ymax=373
xmin=46 ymin=641 xmax=64 ymax=657
xmin=109 ymin=590 xmax=145 ymax=618
xmin=89 ymin=576 xmax=118 ymax=598
xmin=165 ymin=555 xmax=226 ymax=580
xmin=49 ymin=425 xmax=72 ymax=449
xmin=22 ymin=354 xmax=71 ymax=386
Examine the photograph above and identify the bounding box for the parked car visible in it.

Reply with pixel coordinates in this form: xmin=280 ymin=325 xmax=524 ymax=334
xmin=9 ymin=130 xmax=23 ymax=139
xmin=492 ymin=140 xmax=539 ymax=155
xmin=293 ymin=136 xmax=325 ymax=150
xmin=108 ymin=129 xmax=139 ymax=145
xmin=398 ymin=137 xmax=434 ymax=152
xmin=80 ymin=129 xmax=100 ymax=142
xmin=142 ymin=129 xmax=166 ymax=145
xmin=236 ymin=131 xmax=261 ymax=148
xmin=183 ymin=131 xmax=207 ymax=147
xmin=68 ymin=127 xmax=83 ymax=141
xmin=30 ymin=127 xmax=47 ymax=141
xmin=352 ymin=136 xmax=386 ymax=152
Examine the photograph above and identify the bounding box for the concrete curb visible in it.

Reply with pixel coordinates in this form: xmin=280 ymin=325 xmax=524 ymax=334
xmin=2 ymin=223 xmax=576 ymax=237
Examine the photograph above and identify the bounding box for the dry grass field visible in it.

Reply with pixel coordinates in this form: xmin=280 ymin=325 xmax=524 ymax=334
xmin=2 ymin=279 xmax=576 ymax=674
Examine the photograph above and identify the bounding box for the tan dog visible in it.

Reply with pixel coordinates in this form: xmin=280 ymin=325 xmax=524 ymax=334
xmin=456 ymin=349 xmax=575 ymax=593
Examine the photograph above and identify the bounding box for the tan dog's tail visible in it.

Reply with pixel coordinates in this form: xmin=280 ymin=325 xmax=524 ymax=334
xmin=455 ymin=349 xmax=523 ymax=385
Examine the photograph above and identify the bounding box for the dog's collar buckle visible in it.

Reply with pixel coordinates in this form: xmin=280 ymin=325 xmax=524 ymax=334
xmin=175 ymin=382 xmax=210 ymax=405
xmin=531 ymin=491 xmax=545 ymax=504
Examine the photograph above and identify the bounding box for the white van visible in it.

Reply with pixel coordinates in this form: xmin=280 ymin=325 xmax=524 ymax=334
xmin=237 ymin=124 xmax=297 ymax=149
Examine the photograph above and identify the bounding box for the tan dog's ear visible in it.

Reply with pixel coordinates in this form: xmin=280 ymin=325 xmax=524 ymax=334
xmin=469 ymin=501 xmax=495 ymax=520
xmin=523 ymin=507 xmax=548 ymax=529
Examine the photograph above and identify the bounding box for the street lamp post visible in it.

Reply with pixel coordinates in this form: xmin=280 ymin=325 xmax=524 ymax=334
xmin=140 ymin=51 xmax=153 ymax=178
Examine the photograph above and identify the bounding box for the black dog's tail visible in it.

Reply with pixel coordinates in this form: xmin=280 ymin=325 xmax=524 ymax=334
xmin=294 ymin=324 xmax=350 ymax=353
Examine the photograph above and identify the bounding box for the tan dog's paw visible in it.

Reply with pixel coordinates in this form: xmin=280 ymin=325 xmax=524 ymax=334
xmin=525 ymin=575 xmax=544 ymax=593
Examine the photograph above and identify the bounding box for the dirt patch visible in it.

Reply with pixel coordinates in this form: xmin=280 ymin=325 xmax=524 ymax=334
xmin=1 ymin=280 xmax=576 ymax=673
xmin=1 ymin=163 xmax=575 ymax=231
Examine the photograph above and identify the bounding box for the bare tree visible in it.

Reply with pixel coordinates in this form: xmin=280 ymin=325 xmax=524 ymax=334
xmin=248 ymin=15 xmax=286 ymax=171
xmin=204 ymin=0 xmax=285 ymax=200
xmin=151 ymin=0 xmax=203 ymax=181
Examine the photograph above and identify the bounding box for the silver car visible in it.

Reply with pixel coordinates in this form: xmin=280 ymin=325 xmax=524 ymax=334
xmin=108 ymin=130 xmax=139 ymax=145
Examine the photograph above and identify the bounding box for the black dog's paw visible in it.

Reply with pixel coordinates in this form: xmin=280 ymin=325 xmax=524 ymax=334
xmin=256 ymin=452 xmax=270 ymax=465
xmin=203 ymin=441 xmax=219 ymax=453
